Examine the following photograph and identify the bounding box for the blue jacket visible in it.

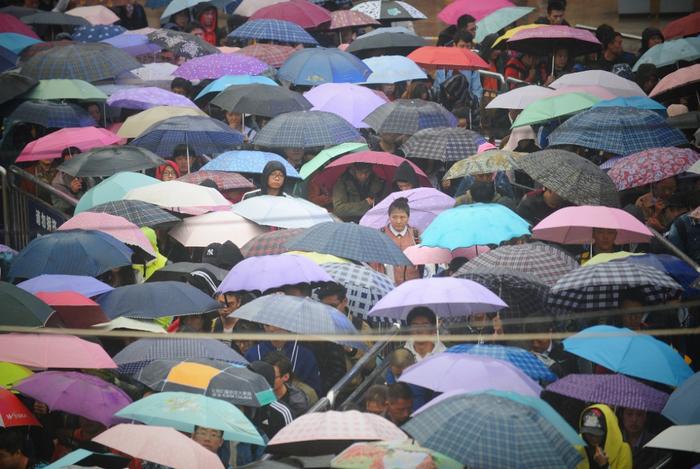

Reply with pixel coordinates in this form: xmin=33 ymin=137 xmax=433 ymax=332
xmin=385 ymin=369 xmax=433 ymax=411
xmin=245 ymin=341 xmax=322 ymax=395
xmin=432 ymin=68 xmax=483 ymax=105
xmin=668 ymin=213 xmax=700 ymax=264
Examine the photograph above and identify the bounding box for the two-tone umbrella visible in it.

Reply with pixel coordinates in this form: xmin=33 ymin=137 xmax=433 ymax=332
xmin=363 ymin=99 xmax=456 ymax=135
xmin=59 ymin=146 xmax=165 ymax=177
xmin=232 ymin=195 xmax=333 ymax=229
xmin=253 ymin=111 xmax=364 ymax=149
xmin=278 ymin=47 xmax=371 ymax=86
xmin=227 ymin=19 xmax=318 ymax=45
xmin=401 ymin=127 xmax=485 ymax=161
xmin=211 ymin=84 xmax=311 ymax=118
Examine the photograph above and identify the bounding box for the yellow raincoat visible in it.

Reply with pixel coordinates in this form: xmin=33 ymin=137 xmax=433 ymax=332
xmin=132 ymin=227 xmax=168 ymax=282
xmin=576 ymin=404 xmax=633 ymax=469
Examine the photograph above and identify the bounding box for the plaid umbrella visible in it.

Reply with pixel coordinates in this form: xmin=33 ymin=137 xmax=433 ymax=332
xmin=463 ymin=242 xmax=579 ymax=287
xmin=58 ymin=146 xmax=165 ymax=177
xmin=131 ymin=115 xmax=244 ymax=157
xmin=321 ymin=262 xmax=394 ymax=319
xmin=443 ymin=150 xmax=524 ymax=179
xmin=71 ymin=24 xmax=125 ymax=42
xmin=21 ymin=11 xmax=89 ymax=26
xmin=286 ymin=221 xmax=411 ymax=265
xmin=0 ymin=71 xmax=37 ymax=105
xmin=548 ymin=106 xmax=688 ymax=156
xmin=350 ymin=1 xmax=426 ymax=21
xmin=87 ymin=200 xmax=180 ymax=227
xmin=241 ymin=228 xmax=305 ymax=257
xmin=174 ymin=53 xmax=268 ymax=80
xmin=228 ymin=19 xmax=318 ymax=46
xmin=363 ymin=99 xmax=456 ymax=135
xmin=8 ymin=101 xmax=95 ymax=128
xmin=545 ymin=373 xmax=669 ymax=412
xmin=346 ymin=27 xmax=427 ymax=57
xmin=237 ymin=43 xmax=298 ymax=68
xmin=20 ymin=43 xmax=140 ymax=82
xmin=448 ymin=343 xmax=557 ymax=382
xmin=329 ymin=10 xmax=379 ymax=29
xmin=147 ymin=29 xmax=218 ymax=59
xmin=401 ymin=127 xmax=486 ymax=162
xmin=177 ymin=170 xmax=255 ymax=191
xmin=253 ymin=111 xmax=364 ymax=149
xmin=607 ymin=147 xmax=700 ymax=191
xmin=514 ymin=149 xmax=620 ymax=208
xmin=211 ymin=84 xmax=311 ymax=118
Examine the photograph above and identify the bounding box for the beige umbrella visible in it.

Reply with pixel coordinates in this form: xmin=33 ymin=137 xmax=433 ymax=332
xmin=645 ymin=425 xmax=700 ymax=453
xmin=118 ymin=106 xmax=206 ymax=138
xmin=66 ymin=5 xmax=119 ymax=25
xmin=125 ymin=181 xmax=230 ymax=213
xmin=169 ymin=211 xmax=264 ymax=248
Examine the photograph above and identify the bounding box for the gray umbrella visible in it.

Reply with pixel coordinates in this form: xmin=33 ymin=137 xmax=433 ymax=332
xmin=211 ymin=84 xmax=312 ymax=118
xmin=253 ymin=111 xmax=364 ymax=149
xmin=514 ymin=149 xmax=620 ymax=207
xmin=21 ymin=11 xmax=89 ymax=26
xmin=59 ymin=145 xmax=165 ymax=177
xmin=346 ymin=27 xmax=427 ymax=58
xmin=0 ymin=72 xmax=37 ymax=105
xmin=363 ymin=99 xmax=457 ymax=135
xmin=401 ymin=127 xmax=486 ymax=162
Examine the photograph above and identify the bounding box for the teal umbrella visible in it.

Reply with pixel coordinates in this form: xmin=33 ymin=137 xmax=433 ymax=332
xmin=299 ymin=142 xmax=368 ymax=180
xmin=194 ymin=74 xmax=278 ymax=101
xmin=22 ymin=78 xmax=107 ymax=101
xmin=475 ymin=7 xmax=535 ymax=44
xmin=115 ymin=391 xmax=265 ymax=445
xmin=0 ymin=32 xmax=41 ymax=54
xmin=511 ymin=92 xmax=600 ymax=128
xmin=633 ymin=37 xmax=700 ymax=71
xmin=75 ymin=172 xmax=160 ymax=214
xmin=592 ymin=96 xmax=667 ymax=115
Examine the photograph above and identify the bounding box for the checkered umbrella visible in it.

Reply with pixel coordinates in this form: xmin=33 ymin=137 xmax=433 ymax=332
xmin=237 ymin=43 xmax=298 ymax=68
xmin=329 ymin=10 xmax=379 ymax=29
xmin=607 ymin=147 xmax=700 ymax=191
xmin=177 ymin=170 xmax=255 ymax=191
xmin=241 ymin=228 xmax=306 ymax=257
xmin=321 ymin=262 xmax=394 ymax=319
xmin=87 ymin=200 xmax=180 ymax=227
xmin=351 ymin=1 xmax=426 ymax=21
xmin=448 ymin=344 xmax=557 ymax=382
xmin=147 ymin=29 xmax=218 ymax=59
xmin=8 ymin=100 xmax=95 ymax=128
xmin=463 ymin=242 xmax=579 ymax=287
xmin=402 ymin=127 xmax=486 ymax=162
xmin=173 ymin=53 xmax=268 ymax=80
xmin=514 ymin=149 xmax=620 ymax=208
xmin=363 ymin=99 xmax=456 ymax=135
xmin=71 ymin=24 xmax=125 ymax=42
xmin=548 ymin=106 xmax=688 ymax=156
xmin=228 ymin=19 xmax=318 ymax=46
xmin=547 ymin=261 xmax=683 ymax=314
xmin=253 ymin=111 xmax=364 ymax=149
xmin=211 ymin=84 xmax=311 ymax=118
xmin=443 ymin=150 xmax=525 ymax=179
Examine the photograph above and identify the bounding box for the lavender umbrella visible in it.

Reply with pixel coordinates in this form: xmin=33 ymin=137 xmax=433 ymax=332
xmin=359 ymin=187 xmax=455 ymax=231
xmin=17 ymin=274 xmax=113 ymax=298
xmin=106 ymin=87 xmax=197 ymax=110
xmin=101 ymin=34 xmax=160 ymax=57
xmin=174 ymin=53 xmax=269 ymax=80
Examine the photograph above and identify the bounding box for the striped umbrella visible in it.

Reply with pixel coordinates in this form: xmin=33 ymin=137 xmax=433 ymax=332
xmin=84 ymin=200 xmax=179 ymax=227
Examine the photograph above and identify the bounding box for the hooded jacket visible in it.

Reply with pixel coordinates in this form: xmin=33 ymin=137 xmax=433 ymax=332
xmin=242 ymin=161 xmax=288 ymax=200
xmin=132 ymin=227 xmax=168 ymax=282
xmin=194 ymin=2 xmax=221 ymax=46
xmin=332 ymin=171 xmax=386 ymax=223
xmin=392 ymin=161 xmax=419 ymax=190
xmin=577 ymin=404 xmax=633 ymax=469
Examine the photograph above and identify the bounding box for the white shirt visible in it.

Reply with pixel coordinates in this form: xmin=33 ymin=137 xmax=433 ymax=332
xmin=404 ymin=339 xmax=447 ymax=362
xmin=388 ymin=224 xmax=409 ymax=238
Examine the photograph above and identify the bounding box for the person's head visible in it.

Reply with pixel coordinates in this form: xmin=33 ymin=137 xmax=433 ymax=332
xmin=247 ymin=360 xmax=276 ymax=388
xmin=386 ymin=382 xmax=413 ymax=425
xmin=393 ymin=161 xmax=418 ymax=191
xmin=349 ymin=163 xmax=373 ymax=185
xmin=264 ymin=350 xmax=293 ymax=394
xmin=596 ymin=24 xmax=616 ymax=54
xmin=172 ymin=144 xmax=196 ymax=174
xmin=526 ymin=322 xmax=554 ymax=353
xmin=388 ymin=197 xmax=410 ymax=232
xmin=198 ymin=6 xmax=216 ymax=28
xmin=184 ymin=21 xmax=204 ymax=38
xmin=641 ymin=27 xmax=663 ymax=53
xmin=225 ymin=111 xmax=243 ymax=129
xmin=652 ymin=176 xmax=677 ymax=201
xmin=0 ymin=429 xmax=27 ymax=469
xmin=85 ymin=103 xmax=101 ymax=124
xmin=635 ymin=64 xmax=658 ymax=94
xmin=543 ymin=188 xmax=567 ymax=209
xmin=580 ymin=407 xmax=607 ymax=448
xmin=618 ymin=288 xmax=647 ymax=330
xmin=180 ymin=314 xmax=205 ymax=332
xmin=317 ymin=283 xmax=348 ymax=313
xmin=283 ymin=148 xmax=304 ymax=169
xmin=406 ymin=306 xmax=437 ymax=335
xmin=364 ymin=384 xmax=388 ymax=415
xmin=202 ymin=240 xmax=243 ymax=271
xmin=610 ymin=32 xmax=624 ymax=56
xmin=406 ymin=82 xmax=430 ymax=101
xmin=453 ymin=29 xmax=474 ymax=49
xmin=456 ymin=14 xmax=476 ymax=38
xmin=192 ymin=425 xmax=224 ymax=453
xmin=592 ymin=227 xmax=617 ymax=252
xmin=469 ymin=180 xmax=495 ymax=203
xmin=261 ymin=160 xmax=286 ymax=194
xmin=60 ymin=146 xmax=82 ymax=161
xmin=546 ymin=0 xmax=566 ymax=24
xmin=621 ymin=408 xmax=647 ymax=436
xmin=520 ymin=53 xmax=536 ymax=67
xmin=553 ymin=47 xmax=570 ymax=71
xmin=216 ymin=291 xmax=242 ymax=320
xmin=452 ymin=106 xmax=469 ymax=128
xmin=171 ymin=77 xmax=193 ymax=97
xmin=172 ymin=10 xmax=189 ymax=28
xmin=389 ymin=348 xmax=415 ymax=378
xmin=155 ymin=161 xmax=180 ymax=181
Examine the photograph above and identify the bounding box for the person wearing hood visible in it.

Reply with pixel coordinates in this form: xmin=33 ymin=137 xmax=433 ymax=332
xmin=194 ymin=2 xmax=225 ymax=46
xmin=163 ymin=9 xmax=190 ymax=31
xmin=132 ymin=227 xmax=169 ymax=283
xmin=332 ymin=163 xmax=386 ymax=223
xmin=577 ymin=404 xmax=633 ymax=469
xmin=155 ymin=160 xmax=180 ymax=181
xmin=392 ymin=161 xmax=419 ymax=192
xmin=638 ymin=27 xmax=663 ymax=58
xmin=242 ymin=161 xmax=289 ymax=200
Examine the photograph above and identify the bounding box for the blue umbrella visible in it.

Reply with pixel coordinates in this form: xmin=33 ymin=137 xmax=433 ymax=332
xmin=607 ymin=253 xmax=700 ymax=298
xmin=278 ymin=47 xmax=371 ymax=86
xmin=96 ymin=281 xmax=220 ymax=319
xmin=0 ymin=45 xmax=17 ymax=72
xmin=201 ymin=150 xmax=300 ymax=177
xmin=131 ymin=115 xmax=244 ymax=157
xmin=9 ymin=230 xmax=132 ymax=280
xmin=194 ymin=74 xmax=278 ymax=100
xmin=563 ymin=325 xmax=694 ymax=387
xmin=71 ymin=25 xmax=126 ymax=43
xmin=253 ymin=110 xmax=364 ymax=149
xmin=362 ymin=55 xmax=427 ymax=84
xmin=17 ymin=274 xmax=113 ymax=298
xmin=7 ymin=100 xmax=95 ymax=128
xmin=0 ymin=32 xmax=41 ymax=54
xmin=662 ymin=372 xmax=700 ymax=425
xmin=593 ymin=96 xmax=667 ymax=115
xmin=448 ymin=344 xmax=557 ymax=382
xmin=228 ymin=19 xmax=318 ymax=46
xmin=421 ymin=203 xmax=531 ymax=250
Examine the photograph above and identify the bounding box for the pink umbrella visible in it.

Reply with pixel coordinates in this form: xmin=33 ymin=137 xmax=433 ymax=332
xmin=403 ymin=245 xmax=452 ymax=265
xmin=58 ymin=212 xmax=156 ymax=256
xmin=0 ymin=13 xmax=40 ymax=39
xmin=506 ymin=25 xmax=601 ymax=57
xmin=250 ymin=0 xmax=331 ymax=29
xmin=329 ymin=10 xmax=379 ymax=30
xmin=174 ymin=53 xmax=269 ymax=80
xmin=650 ymin=63 xmax=700 ymax=98
xmin=66 ymin=5 xmax=119 ymax=25
xmin=94 ymin=424 xmax=225 ymax=469
xmin=36 ymin=291 xmax=109 ymax=328
xmin=237 ymin=43 xmax=298 ymax=68
xmin=0 ymin=333 xmax=117 ymax=369
xmin=16 ymin=127 xmax=121 ymax=163
xmin=533 ymin=205 xmax=653 ymax=244
xmin=438 ymin=0 xmax=513 ymax=24
xmin=304 ymin=83 xmax=387 ymax=128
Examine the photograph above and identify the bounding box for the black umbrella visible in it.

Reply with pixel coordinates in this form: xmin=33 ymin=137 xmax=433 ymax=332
xmin=210 ymin=84 xmax=312 ymax=118
xmin=667 ymin=111 xmax=700 ymax=129
xmin=59 ymin=145 xmax=166 ymax=177
xmin=0 ymin=6 xmax=38 ymax=18
xmin=21 ymin=11 xmax=90 ymax=26
xmin=0 ymin=281 xmax=54 ymax=327
xmin=8 ymin=100 xmax=95 ymax=128
xmin=346 ymin=27 xmax=427 ymax=58
xmin=148 ymin=262 xmax=229 ymax=284
xmin=0 ymin=71 xmax=37 ymax=105
xmin=363 ymin=99 xmax=456 ymax=135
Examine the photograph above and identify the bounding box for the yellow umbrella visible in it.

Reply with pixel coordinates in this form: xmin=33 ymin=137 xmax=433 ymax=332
xmin=285 ymin=250 xmax=351 ymax=265
xmin=0 ymin=362 xmax=33 ymax=389
xmin=493 ymin=24 xmax=545 ymax=48
xmin=584 ymin=251 xmax=645 ymax=266
xmin=443 ymin=150 xmax=525 ymax=180
xmin=117 ymin=106 xmax=207 ymax=139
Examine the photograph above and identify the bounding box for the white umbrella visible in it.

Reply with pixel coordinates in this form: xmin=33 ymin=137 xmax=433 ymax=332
xmin=118 ymin=106 xmax=206 ymax=139
xmin=234 ymin=0 xmax=286 ymax=17
xmin=486 ymin=85 xmax=555 ymax=110
xmin=550 ymin=70 xmax=646 ymax=97
xmin=232 ymin=195 xmax=334 ymax=229
xmin=131 ymin=63 xmax=178 ymax=82
xmin=645 ymin=425 xmax=700 ymax=453
xmin=169 ymin=211 xmax=265 ymax=247
xmin=125 ymin=181 xmax=230 ymax=212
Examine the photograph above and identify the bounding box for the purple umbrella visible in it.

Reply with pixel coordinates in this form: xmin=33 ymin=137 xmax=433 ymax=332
xmin=101 ymin=33 xmax=161 ymax=57
xmin=17 ymin=274 xmax=114 ymax=298
xmin=216 ymin=254 xmax=333 ymax=294
xmin=174 ymin=53 xmax=269 ymax=80
xmin=14 ymin=371 xmax=132 ymax=427
xmin=359 ymin=187 xmax=455 ymax=231
xmin=545 ymin=374 xmax=669 ymax=412
xmin=399 ymin=353 xmax=542 ymax=396
xmin=303 ymin=83 xmax=387 ymax=128
xmin=106 ymin=87 xmax=197 ymax=110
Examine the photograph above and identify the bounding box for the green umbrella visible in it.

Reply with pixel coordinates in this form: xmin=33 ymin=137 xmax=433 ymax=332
xmin=114 ymin=391 xmax=265 ymax=445
xmin=299 ymin=142 xmax=368 ymax=180
xmin=475 ymin=7 xmax=535 ymax=44
xmin=22 ymin=79 xmax=107 ymax=101
xmin=633 ymin=37 xmax=700 ymax=71
xmin=0 ymin=281 xmax=54 ymax=327
xmin=511 ymin=92 xmax=600 ymax=128
xmin=75 ymin=172 xmax=160 ymax=214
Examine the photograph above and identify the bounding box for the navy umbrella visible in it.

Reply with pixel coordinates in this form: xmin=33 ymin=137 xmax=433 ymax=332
xmin=8 ymin=100 xmax=95 ymax=128
xmin=0 ymin=45 xmax=17 ymax=72
xmin=228 ymin=19 xmax=318 ymax=46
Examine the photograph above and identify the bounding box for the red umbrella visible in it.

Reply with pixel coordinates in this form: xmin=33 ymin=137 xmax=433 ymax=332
xmin=663 ymin=11 xmax=700 ymax=39
xmin=237 ymin=43 xmax=299 ymax=68
xmin=438 ymin=0 xmax=514 ymax=24
xmin=313 ymin=151 xmax=430 ymax=192
xmin=35 ymin=291 xmax=109 ymax=328
xmin=251 ymin=0 xmax=331 ymax=30
xmin=0 ymin=12 xmax=40 ymax=38
xmin=407 ymin=46 xmax=489 ymax=70
xmin=329 ymin=10 xmax=379 ymax=30
xmin=0 ymin=389 xmax=41 ymax=428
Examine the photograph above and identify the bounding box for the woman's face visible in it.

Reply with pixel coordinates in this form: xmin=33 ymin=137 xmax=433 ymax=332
xmin=648 ymin=36 xmax=663 ymax=49
xmin=267 ymin=170 xmax=285 ymax=190
xmin=161 ymin=165 xmax=178 ymax=181
xmin=554 ymin=48 xmax=569 ymax=70
xmin=225 ymin=111 xmax=242 ymax=128
xmin=592 ymin=228 xmax=617 ymax=251
xmin=174 ymin=11 xmax=189 ymax=28
xmin=389 ymin=209 xmax=409 ymax=232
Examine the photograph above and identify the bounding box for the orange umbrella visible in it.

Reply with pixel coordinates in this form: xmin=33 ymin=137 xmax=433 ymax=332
xmin=407 ymin=46 xmax=489 ymax=70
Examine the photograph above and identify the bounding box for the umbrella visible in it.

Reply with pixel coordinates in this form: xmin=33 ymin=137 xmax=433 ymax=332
xmin=253 ymin=111 xmax=364 ymax=149
xmin=533 ymin=206 xmax=653 ymax=245
xmin=15 ymin=371 xmax=131 ymax=427
xmin=117 ymin=105 xmax=206 ymax=139
xmin=438 ymin=0 xmax=513 ymax=24
xmin=194 ymin=74 xmax=278 ymax=100
xmin=125 ymin=181 xmax=230 ymax=213
xmin=0 ymin=333 xmax=116 ymax=368
xmin=593 ymin=96 xmax=667 ymax=115
xmin=0 ymin=389 xmax=40 ymax=428
xmin=403 ymin=245 xmax=453 ymax=265
xmin=0 ymin=281 xmax=53 ymax=327
xmin=232 ymin=195 xmax=333 ymax=229
xmin=250 ymin=0 xmax=331 ymax=29
xmin=634 ymin=37 xmax=700 ymax=71
xmin=346 ymin=27 xmax=427 ymax=57
xmin=360 ymin=188 xmax=455 ymax=231
xmin=0 ymin=362 xmax=33 ymax=390
xmin=401 ymin=128 xmax=487 ymax=162
xmin=0 ymin=6 xmax=38 ymax=18
xmin=20 ymin=43 xmax=140 ymax=82
xmin=607 ymin=147 xmax=699 ymax=191
xmin=202 ymin=150 xmax=300 ymax=177
xmin=552 ymin=86 xmax=630 ymax=103
xmin=86 ymin=200 xmax=181 ymax=227
xmin=131 ymin=115 xmax=243 ymax=157
xmin=9 ymin=230 xmax=132 ymax=279
xmin=16 ymin=127 xmax=120 ymax=163
xmin=237 ymin=43 xmax=298 ymax=68
xmin=486 ymin=85 xmax=554 ymax=110
xmin=278 ymin=47 xmax=371 ymax=86
xmin=97 ymin=281 xmax=220 ymax=319
xmin=448 ymin=343 xmax=556 ymax=382
xmin=211 ymin=84 xmax=311 ymax=118
xmin=442 ymin=150 xmax=524 ymax=179
xmin=58 ymin=212 xmax=155 ymax=255
xmin=303 ymin=83 xmax=387 ymax=128
xmin=362 ymin=55 xmax=427 ymax=84
xmin=35 ymin=291 xmax=109 ymax=328
xmin=74 ymin=172 xmax=160 ymax=214
xmin=177 ymin=170 xmax=255 ymax=191
xmin=147 ymin=29 xmax=218 ymax=59
xmin=115 ymin=392 xmax=264 ymax=445
xmin=562 ymin=325 xmax=693 ymax=387
xmin=404 ymin=392 xmax=582 ymax=469
xmin=22 ymin=10 xmax=89 ymax=26
xmin=240 ymin=228 xmax=305 ymax=257
xmin=329 ymin=10 xmax=378 ymax=29
xmin=287 ymin=250 xmax=349 ymax=264
xmin=421 ymin=203 xmax=530 ymax=250
xmin=663 ymin=11 xmax=700 ymax=39
xmin=148 ymin=262 xmax=229 ymax=284
xmin=407 ymin=46 xmax=489 ymax=70
xmin=128 ymin=62 xmax=178 ymax=82
xmin=67 ymin=5 xmax=119 ymax=25
xmin=72 ymin=24 xmax=125 ymax=42
xmin=474 ymin=6 xmax=534 ymax=43
xmin=8 ymin=101 xmax=95 ymax=128
xmin=662 ymin=372 xmax=700 ymax=425
xmin=331 ymin=440 xmax=461 ymax=469
xmin=0 ymin=43 xmax=17 ymax=72
xmin=321 ymin=262 xmax=394 ymax=319
xmin=350 ymin=1 xmax=426 ymax=21
xmin=650 ymin=63 xmax=700 ymax=99
xmin=458 ymin=242 xmax=579 ymax=287
xmin=515 ymin=149 xmax=620 ymax=207
xmin=368 ymin=277 xmax=506 ymax=320
xmin=106 ymin=86 xmax=197 ymax=110
xmin=0 ymin=71 xmax=37 ymax=104
xmin=234 ymin=0 xmax=286 ymax=16
xmin=94 ymin=424 xmax=225 ymax=469
xmin=58 ymin=145 xmax=165 ymax=177
xmin=0 ymin=12 xmax=40 ymax=38
xmin=17 ymin=274 xmax=113 ymax=297
xmin=42 ymin=450 xmax=129 ymax=469
xmin=173 ymin=53 xmax=268 ymax=81
xmin=645 ymin=425 xmax=700 ymax=453
xmin=506 ymin=25 xmax=601 ymax=57
xmin=267 ymin=410 xmax=407 ymax=456
xmin=550 ymin=70 xmax=646 ymax=97
xmin=545 ymin=373 xmax=669 ymax=412
xmin=169 ymin=211 xmax=264 ymax=247
xmin=159 ymin=0 xmax=230 ymax=18
xmin=299 ymin=142 xmax=368 ymax=179
xmin=511 ymin=92 xmax=600 ymax=128
xmin=0 ymin=32 xmax=42 ymax=54
xmin=228 ymin=19 xmax=318 ymax=46
xmin=363 ymin=99 xmax=456 ymax=134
